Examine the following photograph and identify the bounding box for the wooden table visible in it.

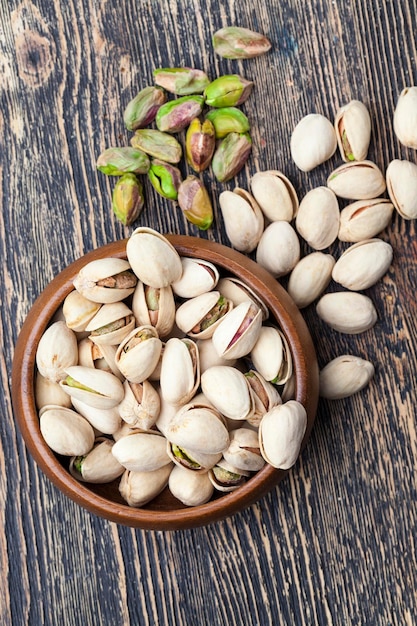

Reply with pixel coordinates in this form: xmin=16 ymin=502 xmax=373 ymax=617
xmin=2 ymin=1 xmax=416 ymax=624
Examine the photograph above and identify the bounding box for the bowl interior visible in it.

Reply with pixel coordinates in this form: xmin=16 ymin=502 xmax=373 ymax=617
xmin=12 ymin=235 xmax=319 ymax=530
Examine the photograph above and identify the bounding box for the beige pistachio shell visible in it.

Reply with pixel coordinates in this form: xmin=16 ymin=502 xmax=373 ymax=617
xmin=171 ymin=257 xmax=219 ymax=299
xmin=290 ymin=113 xmax=337 ymax=172
xmin=175 ymin=290 xmax=233 ymax=339
xmin=112 ymin=431 xmax=171 ymax=472
xmin=212 ymin=301 xmax=262 ymax=360
xmin=327 ymin=160 xmax=386 ymax=200
xmin=200 ymin=365 xmax=255 ymax=421
xmin=131 ymin=282 xmax=175 ymax=338
xmin=256 ymin=221 xmax=300 ymax=278
xmin=160 ymin=337 xmax=200 ymax=406
xmin=119 ymin=464 xmax=173 ymax=507
xmin=319 ymin=355 xmax=374 ymax=399
xmin=386 ymin=159 xmax=417 ymax=219
xmin=165 ymin=402 xmax=230 ymax=454
xmin=126 ymin=227 xmax=183 ymax=288
xmin=115 ymin=325 xmax=163 ymax=383
xmin=295 ymin=187 xmax=339 ymax=250
xmin=251 ymin=326 xmax=293 ymax=384
xmin=154 ymin=392 xmax=180 ymax=437
xmin=332 ymin=238 xmax=393 ymax=291
xmin=316 ymin=292 xmax=377 ymax=334
xmin=60 ymin=365 xmax=125 ymax=409
xmin=334 ymin=100 xmax=371 ymax=162
xmin=168 ymin=465 xmax=214 ymax=506
xmin=35 ymin=372 xmax=73 ymax=410
xmin=85 ymin=301 xmax=135 ymax=346
xmin=259 ymin=400 xmax=307 ymax=469
xmin=393 ymin=86 xmax=417 ymax=148
xmin=73 ymin=257 xmax=137 ymax=303
xmin=62 ymin=290 xmax=101 ymax=332
xmin=71 ymin=397 xmax=122 ymax=434
xmin=208 ymin=458 xmax=250 ymax=492
xmin=40 ymin=406 xmax=95 ymax=456
xmin=338 ymin=198 xmax=394 ymax=242
xmin=36 ymin=321 xmax=78 ymax=383
xmin=219 ymin=188 xmax=264 ymax=253
xmin=167 ymin=442 xmax=222 ymax=473
xmin=287 ymin=252 xmax=335 ymax=309
xmin=77 ymin=339 xmax=123 ymax=380
xmin=217 ymin=277 xmax=269 ymax=321
xmin=244 ymin=370 xmax=282 ymax=427
xmin=196 ymin=338 xmax=236 ymax=373
xmin=69 ymin=438 xmax=124 ymax=483
xmin=250 ymin=170 xmax=298 ymax=222
xmin=223 ymin=427 xmax=265 ymax=472
xmin=117 ymin=379 xmax=161 ymax=430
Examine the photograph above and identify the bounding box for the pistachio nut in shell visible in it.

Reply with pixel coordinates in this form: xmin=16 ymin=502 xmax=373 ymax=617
xmin=123 ymin=85 xmax=166 ymax=131
xmin=334 ymin=100 xmax=371 ymax=162
xmin=204 ymin=74 xmax=253 ymax=108
xmin=115 ymin=325 xmax=162 ymax=384
xmin=250 ymin=325 xmax=293 ymax=385
xmin=393 ymin=86 xmax=417 ymax=148
xmin=327 ymin=160 xmax=386 ymax=200
xmin=223 ymin=427 xmax=265 ymax=472
xmin=178 ymin=176 xmax=214 ymax=230
xmin=200 ymin=365 xmax=255 ymax=421
xmin=185 ymin=118 xmax=216 ymax=173
xmin=96 ymin=146 xmax=150 ymax=176
xmin=112 ymin=431 xmax=171 ymax=472
xmin=338 ymin=198 xmax=394 ymax=242
xmin=60 ymin=365 xmax=125 ymax=409
xmin=168 ymin=465 xmax=214 ymax=506
xmin=290 ymin=113 xmax=337 ymax=172
xmin=35 ymin=373 xmax=73 ymax=410
xmin=250 ymin=170 xmax=298 ymax=222
xmin=167 ymin=441 xmax=222 ymax=473
xmin=212 ymin=26 xmax=271 ymax=59
xmin=386 ymin=159 xmax=417 ymax=219
xmin=331 ymin=239 xmax=393 ymax=291
xmin=131 ymin=281 xmax=175 ymax=338
xmin=209 ymin=459 xmax=249 ymax=492
xmin=259 ymin=400 xmax=307 ymax=470
xmin=319 ymin=355 xmax=374 ymax=400
xmin=219 ymin=188 xmax=264 ymax=253
xmin=287 ymin=252 xmax=335 ymax=309
xmin=153 ymin=67 xmax=210 ymax=95
xmin=36 ymin=321 xmax=78 ymax=383
xmin=77 ymin=339 xmax=123 ymax=380
xmin=70 ymin=438 xmax=124 ymax=483
xmin=117 ymin=379 xmax=161 ymax=430
xmin=316 ymin=292 xmax=377 ymax=334
xmin=244 ymin=370 xmax=282 ymax=427
xmin=256 ymin=221 xmax=300 ymax=278
xmin=295 ymin=186 xmax=339 ymax=250
xmin=212 ymin=300 xmax=262 ymax=360
xmin=130 ymin=129 xmax=182 ymax=164
xmin=175 ymin=290 xmax=232 ymax=339
xmin=217 ymin=277 xmax=269 ymax=321
xmin=85 ymin=301 xmax=135 ymax=346
xmin=165 ymin=403 xmax=230 ymax=454
xmin=211 ymin=132 xmax=252 ymax=182
xmin=119 ymin=464 xmax=173 ymax=507
xmin=171 ymin=257 xmax=219 ymax=299
xmin=71 ymin=397 xmax=122 ymax=435
xmin=126 ymin=227 xmax=183 ymax=288
xmin=160 ymin=337 xmax=200 ymax=406
xmin=156 ymin=95 xmax=205 ymax=133
xmin=62 ymin=290 xmax=101 ymax=332
xmin=73 ymin=257 xmax=137 ymax=304
xmin=196 ymin=338 xmax=236 ymax=373
xmin=40 ymin=406 xmax=95 ymax=456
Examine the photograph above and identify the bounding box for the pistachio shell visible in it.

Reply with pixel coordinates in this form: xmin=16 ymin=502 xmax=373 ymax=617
xmin=290 ymin=113 xmax=337 ymax=172
xmin=244 ymin=370 xmax=282 ymax=427
xmin=160 ymin=337 xmax=200 ymax=406
xmin=295 ymin=187 xmax=339 ymax=250
xmin=126 ymin=227 xmax=183 ymax=288
xmin=250 ymin=170 xmax=298 ymax=222
xmin=168 ymin=465 xmax=214 ymax=506
xmin=393 ymin=86 xmax=417 ymax=148
xmin=165 ymin=402 xmax=230 ymax=454
xmin=73 ymin=258 xmax=137 ymax=303
xmin=208 ymin=458 xmax=249 ymax=492
xmin=334 ymin=100 xmax=371 ymax=162
xmin=71 ymin=397 xmax=122 ymax=434
xmin=200 ymin=365 xmax=255 ymax=421
xmin=69 ymin=438 xmax=124 ymax=483
xmin=287 ymin=252 xmax=335 ymax=309
xmin=119 ymin=465 xmax=173 ymax=507
xmin=35 ymin=372 xmax=73 ymax=410
xmin=338 ymin=198 xmax=394 ymax=242
xmin=212 ymin=301 xmax=262 ymax=360
xmin=259 ymin=400 xmax=307 ymax=469
xmin=175 ymin=291 xmax=233 ymax=339
xmin=319 ymin=355 xmax=375 ymax=399
xmin=386 ymin=159 xmax=417 ymax=219
xmin=115 ymin=325 xmax=163 ymax=383
xmin=196 ymin=338 xmax=236 ymax=372
xmin=77 ymin=339 xmax=123 ymax=380
xmin=216 ymin=277 xmax=269 ymax=321
xmin=60 ymin=365 xmax=125 ymax=409
xmin=117 ymin=379 xmax=161 ymax=430
xmin=85 ymin=301 xmax=135 ymax=346
xmin=332 ymin=239 xmax=393 ymax=291
xmin=316 ymin=292 xmax=377 ymax=334
xmin=171 ymin=257 xmax=219 ymax=298
xmin=256 ymin=221 xmax=300 ymax=278
xmin=131 ymin=282 xmax=176 ymax=338
xmin=218 ymin=188 xmax=264 ymax=253
xmin=167 ymin=441 xmax=222 ymax=472
xmin=327 ymin=161 xmax=386 ymax=200
xmin=223 ymin=427 xmax=265 ymax=472
xmin=112 ymin=432 xmax=171 ymax=472
xmin=251 ymin=325 xmax=293 ymax=385
xmin=40 ymin=406 xmax=95 ymax=456
xmin=36 ymin=321 xmax=78 ymax=383
xmin=62 ymin=290 xmax=101 ymax=332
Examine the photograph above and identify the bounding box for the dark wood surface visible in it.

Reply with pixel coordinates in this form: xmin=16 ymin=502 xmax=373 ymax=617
xmin=1 ymin=1 xmax=416 ymax=624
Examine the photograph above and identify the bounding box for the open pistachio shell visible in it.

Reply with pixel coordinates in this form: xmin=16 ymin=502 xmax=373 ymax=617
xmin=175 ymin=290 xmax=233 ymax=339
xmin=250 ymin=170 xmax=298 ymax=222
xmin=126 ymin=227 xmax=183 ymax=288
xmin=69 ymin=438 xmax=124 ymax=483
xmin=112 ymin=431 xmax=171 ymax=472
xmin=259 ymin=400 xmax=307 ymax=469
xmin=167 ymin=442 xmax=222 ymax=473
xmin=71 ymin=397 xmax=122 ymax=435
xmin=62 ymin=290 xmax=101 ymax=332
xmin=115 ymin=325 xmax=163 ymax=384
xmin=219 ymin=188 xmax=264 ymax=253
xmin=40 ymin=406 xmax=95 ymax=456
xmin=160 ymin=337 xmax=200 ymax=407
xmin=73 ymin=258 xmax=137 ymax=303
xmin=327 ymin=160 xmax=386 ymax=200
xmin=85 ymin=301 xmax=135 ymax=346
xmin=165 ymin=402 xmax=230 ymax=454
xmin=36 ymin=321 xmax=78 ymax=383
xmin=119 ymin=464 xmax=173 ymax=507
xmin=244 ymin=370 xmax=282 ymax=427
xmin=208 ymin=458 xmax=250 ymax=492
xmin=171 ymin=257 xmax=219 ymax=299
xmin=200 ymin=365 xmax=255 ymax=421
xmin=77 ymin=339 xmax=123 ymax=380
xmin=386 ymin=159 xmax=417 ymax=220
xmin=212 ymin=301 xmax=262 ymax=360
xmin=117 ymin=379 xmax=161 ymax=430
xmin=334 ymin=100 xmax=371 ymax=162
xmin=331 ymin=238 xmax=393 ymax=291
xmin=60 ymin=365 xmax=125 ymax=409
xmin=216 ymin=277 xmax=269 ymax=321
xmin=250 ymin=325 xmax=293 ymax=385
xmin=393 ymin=86 xmax=417 ymax=148
xmin=35 ymin=373 xmax=73 ymax=410
xmin=132 ymin=281 xmax=176 ymax=338
xmin=223 ymin=427 xmax=265 ymax=472
xmin=338 ymin=198 xmax=394 ymax=242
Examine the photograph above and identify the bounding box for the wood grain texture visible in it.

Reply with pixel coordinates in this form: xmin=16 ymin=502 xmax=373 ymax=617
xmin=1 ymin=0 xmax=417 ymax=624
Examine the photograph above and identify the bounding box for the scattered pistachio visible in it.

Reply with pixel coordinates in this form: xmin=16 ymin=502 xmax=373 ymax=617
xmin=177 ymin=175 xmax=214 ymax=230
xmin=96 ymin=147 xmax=150 ymax=176
xmin=156 ymin=95 xmax=205 ymax=133
xmin=185 ymin=118 xmax=216 ymax=172
xmin=130 ymin=129 xmax=182 ymax=164
xmin=206 ymin=107 xmax=250 ymax=138
xmin=123 ymin=86 xmax=167 ymax=131
xmin=212 ymin=132 xmax=252 ymax=182
xmin=112 ymin=174 xmax=144 ymax=226
xmin=148 ymin=159 xmax=182 ymax=200
xmin=153 ymin=67 xmax=210 ymax=95
xmin=212 ymin=26 xmax=271 ymax=59
xmin=204 ymin=74 xmax=253 ymax=108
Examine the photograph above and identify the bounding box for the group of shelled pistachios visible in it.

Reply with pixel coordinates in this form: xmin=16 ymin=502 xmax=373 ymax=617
xmin=221 ymin=89 xmax=417 ymax=400
xmin=35 ymin=227 xmax=308 ymax=507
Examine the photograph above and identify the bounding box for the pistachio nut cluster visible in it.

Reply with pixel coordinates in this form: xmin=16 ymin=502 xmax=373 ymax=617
xmin=35 ymin=227 xmax=308 ymax=508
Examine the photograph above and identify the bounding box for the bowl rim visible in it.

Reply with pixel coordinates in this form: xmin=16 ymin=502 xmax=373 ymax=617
xmin=12 ymin=235 xmax=319 ymax=530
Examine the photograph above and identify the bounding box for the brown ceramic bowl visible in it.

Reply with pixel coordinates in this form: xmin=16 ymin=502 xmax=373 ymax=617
xmin=12 ymin=235 xmax=319 ymax=530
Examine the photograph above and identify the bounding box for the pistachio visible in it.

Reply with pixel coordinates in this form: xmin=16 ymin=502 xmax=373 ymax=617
xmin=117 ymin=379 xmax=160 ymax=430
xmin=386 ymin=159 xmax=417 ymax=219
xmin=295 ymin=186 xmax=339 ymax=250
xmin=327 ymin=160 xmax=386 ymax=200
xmin=212 ymin=300 xmax=263 ymax=360
xmin=77 ymin=339 xmax=122 ymax=380
xmin=204 ymin=74 xmax=253 ymax=108
xmin=332 ymin=239 xmax=393 ymax=291
xmin=153 ymin=67 xmax=210 ymax=95
xmin=123 ymin=86 xmax=167 ymax=131
xmin=35 ymin=373 xmax=73 ymax=410
xmin=112 ymin=431 xmax=171 ymax=472
xmin=334 ymin=100 xmax=371 ymax=162
xmin=251 ymin=325 xmax=293 ymax=385
xmin=212 ymin=26 xmax=271 ymax=59
xmin=217 ymin=277 xmax=269 ymax=321
xmin=168 ymin=465 xmax=214 ymax=506
xmin=96 ymin=146 xmax=150 ymax=176
xmin=40 ymin=406 xmax=95 ymax=457
xmin=206 ymin=107 xmax=250 ymax=138
xmin=126 ymin=227 xmax=183 ymax=288
xmin=244 ymin=370 xmax=282 ymax=426
xmin=172 ymin=257 xmax=219 ymax=299
xmin=175 ymin=291 xmax=232 ymax=339
xmin=338 ymin=198 xmax=394 ymax=242
xmin=131 ymin=282 xmax=176 ymax=338
xmin=177 ymin=175 xmax=214 ymax=230
xmin=73 ymin=258 xmax=137 ymax=304
xmin=393 ymin=86 xmax=417 ymax=148
xmin=130 ymin=129 xmax=182 ymax=164
xmin=71 ymin=397 xmax=122 ymax=434
xmin=165 ymin=402 xmax=230 ymax=454
xmin=119 ymin=465 xmax=172 ymax=507
xmin=70 ymin=438 xmax=125 ymax=483
xmin=36 ymin=321 xmax=78 ymax=383
xmin=115 ymin=325 xmax=162 ymax=384
xmin=316 ymin=292 xmax=377 ymax=334
xmin=62 ymin=291 xmax=101 ymax=333
xmin=209 ymin=459 xmax=249 ymax=492
xmin=250 ymin=170 xmax=298 ymax=222
xmin=85 ymin=301 xmax=135 ymax=346
xmin=201 ymin=365 xmax=255 ymax=422
xmin=319 ymin=355 xmax=375 ymax=399
xmin=156 ymin=95 xmax=205 ymax=133
xmin=112 ymin=173 xmax=144 ymax=226
xmin=219 ymin=187 xmax=264 ymax=253
xmin=211 ymin=132 xmax=252 ymax=182
xmin=258 ymin=400 xmax=307 ymax=470
xmin=185 ymin=118 xmax=216 ymax=172
xmin=60 ymin=365 xmax=125 ymax=409
xmin=256 ymin=221 xmax=300 ymax=278
xmin=148 ymin=159 xmax=182 ymax=200
xmin=223 ymin=428 xmax=265 ymax=472
xmin=160 ymin=337 xmax=200 ymax=406
xmin=287 ymin=252 xmax=335 ymax=309
xmin=290 ymin=113 xmax=337 ymax=172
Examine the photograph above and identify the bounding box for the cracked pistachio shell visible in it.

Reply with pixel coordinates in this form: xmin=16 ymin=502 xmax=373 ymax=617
xmin=70 ymin=437 xmax=125 ymax=484
xmin=290 ymin=113 xmax=337 ymax=172
xmin=126 ymin=227 xmax=183 ymax=288
xmin=250 ymin=170 xmax=299 ymax=222
xmin=208 ymin=458 xmax=250 ymax=492
xmin=316 ymin=292 xmax=377 ymax=334
xmin=85 ymin=301 xmax=135 ymax=346
xmin=40 ymin=406 xmax=95 ymax=456
xmin=60 ymin=365 xmax=125 ymax=409
xmin=171 ymin=257 xmax=219 ymax=299
xmin=112 ymin=431 xmax=171 ymax=472
xmin=219 ymin=188 xmax=264 ymax=253
xmin=217 ymin=277 xmax=269 ymax=321
xmin=256 ymin=221 xmax=300 ymax=278
xmin=175 ymin=291 xmax=233 ymax=339
xmin=244 ymin=370 xmax=282 ymax=427
xmin=77 ymin=339 xmax=123 ymax=380
xmin=71 ymin=397 xmax=121 ymax=435
xmin=327 ymin=160 xmax=386 ymax=200
xmin=386 ymin=159 xmax=417 ymax=219
xmin=132 ymin=281 xmax=175 ymax=338
xmin=212 ymin=301 xmax=263 ymax=360
xmin=213 ymin=26 xmax=271 ymax=59
xmin=393 ymin=86 xmax=417 ymax=148
xmin=119 ymin=464 xmax=173 ymax=507
xmin=168 ymin=465 xmax=214 ymax=506
xmin=123 ymin=86 xmax=167 ymax=130
xmin=338 ymin=198 xmax=394 ymax=242
xmin=196 ymin=338 xmax=236 ymax=373
xmin=332 ymin=238 xmax=393 ymax=291
xmin=223 ymin=427 xmax=265 ymax=472
xmin=62 ymin=290 xmax=101 ymax=332
xmin=166 ymin=402 xmax=230 ymax=454
xmin=73 ymin=258 xmax=137 ymax=304
xmin=130 ymin=129 xmax=182 ymax=164
xmin=295 ymin=187 xmax=339 ymax=250
xmin=167 ymin=440 xmax=222 ymax=473
xmin=201 ymin=365 xmax=255 ymax=421
xmin=117 ymin=379 xmax=161 ymax=430
xmin=251 ymin=325 xmax=293 ymax=385
xmin=36 ymin=321 xmax=78 ymax=383
xmin=259 ymin=400 xmax=307 ymax=469
xmin=287 ymin=252 xmax=335 ymax=309
xmin=334 ymin=100 xmax=371 ymax=162
xmin=319 ymin=355 xmax=375 ymax=399
xmin=160 ymin=338 xmax=200 ymax=407
xmin=115 ymin=325 xmax=163 ymax=384
xmin=35 ymin=373 xmax=73 ymax=410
